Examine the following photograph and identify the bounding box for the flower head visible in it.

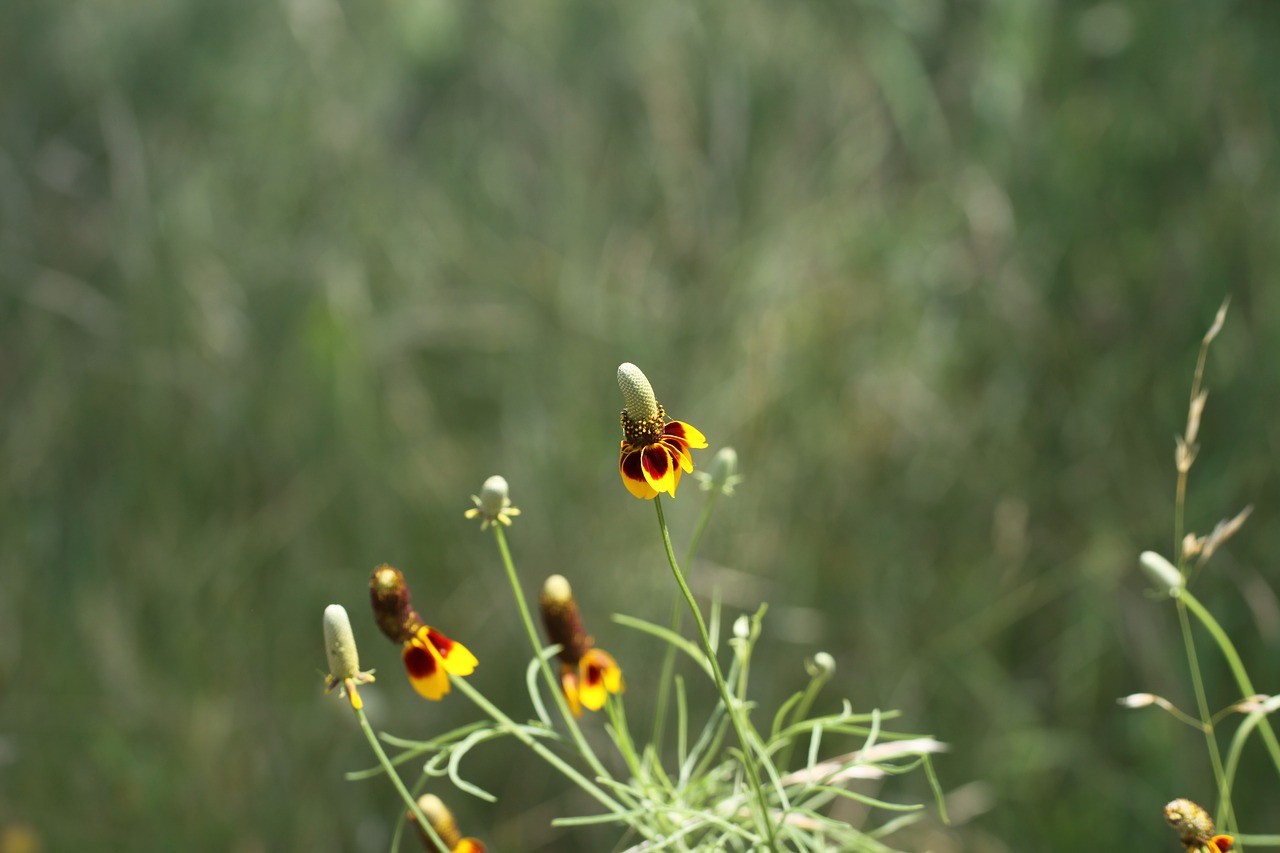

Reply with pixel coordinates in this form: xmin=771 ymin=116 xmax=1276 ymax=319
xmin=322 ymin=604 xmax=375 ymax=709
xmin=540 ymin=574 xmax=623 ymax=716
xmin=617 ymin=363 xmax=707 ymax=499
xmin=369 ymin=564 xmax=478 ymax=701
xmin=411 ymin=794 xmax=487 ymax=853
xmin=465 ymin=475 xmax=521 ymax=529
xmin=1164 ymin=799 xmax=1233 ymax=853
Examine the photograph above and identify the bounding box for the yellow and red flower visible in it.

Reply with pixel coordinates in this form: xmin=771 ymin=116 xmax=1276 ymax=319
xmin=369 ymin=564 xmax=478 ymax=701
xmin=1164 ymin=798 xmax=1233 ymax=853
xmin=540 ymin=574 xmax=623 ymax=716
xmin=616 ymin=363 xmax=707 ymax=499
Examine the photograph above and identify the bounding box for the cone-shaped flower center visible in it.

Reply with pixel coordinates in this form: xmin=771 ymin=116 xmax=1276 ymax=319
xmin=617 ymin=363 xmax=659 ymax=422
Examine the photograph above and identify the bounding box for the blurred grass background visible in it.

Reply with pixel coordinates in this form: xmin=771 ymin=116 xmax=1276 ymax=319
xmin=4 ymin=0 xmax=1280 ymax=850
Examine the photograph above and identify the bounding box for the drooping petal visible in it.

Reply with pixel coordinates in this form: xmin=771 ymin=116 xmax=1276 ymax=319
xmin=561 ymin=663 xmax=582 ymax=717
xmin=620 ymin=444 xmax=658 ymax=499
xmin=665 ymin=420 xmax=707 ymax=449
xmin=577 ymin=649 xmax=623 ymax=712
xmin=455 ymin=840 xmax=487 ymax=853
xmin=403 ymin=636 xmax=451 ymax=700
xmin=1209 ymin=836 xmax=1235 ymax=853
xmin=641 ymin=445 xmax=677 ymax=497
xmin=426 ymin=627 xmax=478 ymax=675
xmin=662 ymin=437 xmax=695 ymax=473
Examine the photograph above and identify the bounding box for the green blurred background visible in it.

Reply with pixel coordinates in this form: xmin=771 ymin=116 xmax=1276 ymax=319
xmin=4 ymin=0 xmax=1280 ymax=849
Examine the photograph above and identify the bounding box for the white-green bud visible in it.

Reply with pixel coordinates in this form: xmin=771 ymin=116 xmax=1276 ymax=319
xmin=323 ymin=604 xmax=362 ymax=682
xmin=617 ymin=363 xmax=659 ymax=421
xmin=1139 ymin=550 xmax=1183 ymax=594
xmin=806 ymin=651 xmax=836 ymax=678
xmin=478 ymin=475 xmax=510 ymax=516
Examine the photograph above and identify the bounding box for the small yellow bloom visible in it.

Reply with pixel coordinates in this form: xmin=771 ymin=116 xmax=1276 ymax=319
xmin=369 ymin=565 xmax=478 ymax=701
xmin=539 ymin=574 xmax=624 ymax=715
xmin=465 ymin=475 xmax=521 ymax=529
xmin=616 ymin=363 xmax=707 ymax=499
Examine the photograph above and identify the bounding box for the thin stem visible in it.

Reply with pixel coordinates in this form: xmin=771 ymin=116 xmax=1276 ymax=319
xmin=1180 ymin=588 xmax=1280 ymax=781
xmin=652 ymin=489 xmax=720 ymax=752
xmin=491 ymin=525 xmax=615 ymax=785
xmin=654 ymin=495 xmax=778 ymax=851
xmin=449 ymin=675 xmax=658 ymax=840
xmin=352 ymin=704 xmax=449 ymax=852
xmin=1174 ymin=600 xmax=1228 ymax=802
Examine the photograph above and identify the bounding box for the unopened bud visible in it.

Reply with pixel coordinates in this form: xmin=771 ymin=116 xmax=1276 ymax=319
xmin=1117 ymin=692 xmax=1156 ymax=709
xmin=1139 ymin=551 xmax=1183 ymax=594
xmin=477 ymin=476 xmax=509 ymax=516
xmin=617 ymin=363 xmax=660 ymax=422
xmin=806 ymin=651 xmax=836 ymax=679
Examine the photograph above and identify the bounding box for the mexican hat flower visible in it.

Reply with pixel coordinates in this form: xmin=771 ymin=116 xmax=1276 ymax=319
xmin=616 ymin=362 xmax=707 ymax=499
xmin=1164 ymin=798 xmax=1233 ymax=853
xmin=411 ymin=794 xmax=487 ymax=853
xmin=539 ymin=574 xmax=623 ymax=716
xmin=369 ymin=564 xmax=478 ymax=701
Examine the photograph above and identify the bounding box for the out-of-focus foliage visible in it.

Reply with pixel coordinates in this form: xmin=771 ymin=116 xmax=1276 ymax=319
xmin=3 ymin=0 xmax=1279 ymax=849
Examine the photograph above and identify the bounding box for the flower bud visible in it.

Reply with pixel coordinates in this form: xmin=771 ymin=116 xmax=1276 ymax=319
xmin=1139 ymin=551 xmax=1183 ymax=594
xmin=617 ymin=363 xmax=659 ymax=422
xmin=806 ymin=651 xmax=836 ymax=679
xmin=477 ymin=476 xmax=509 ymax=517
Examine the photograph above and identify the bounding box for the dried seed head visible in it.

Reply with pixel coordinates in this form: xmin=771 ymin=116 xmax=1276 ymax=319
xmin=617 ymin=363 xmax=660 ymax=422
xmin=370 ymin=564 xmax=422 ymax=644
xmin=323 ymin=604 xmax=362 ymax=683
xmin=540 ymin=574 xmax=590 ymax=663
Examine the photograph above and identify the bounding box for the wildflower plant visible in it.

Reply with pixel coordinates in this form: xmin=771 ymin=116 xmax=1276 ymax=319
xmin=1123 ymin=302 xmax=1280 ymax=851
xmin=323 ymin=364 xmax=947 ymax=851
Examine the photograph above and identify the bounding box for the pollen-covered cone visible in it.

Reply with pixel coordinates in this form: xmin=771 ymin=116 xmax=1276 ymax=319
xmin=412 ymin=794 xmax=487 ymax=853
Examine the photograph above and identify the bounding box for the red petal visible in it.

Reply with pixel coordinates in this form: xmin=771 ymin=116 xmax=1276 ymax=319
xmin=402 ymin=638 xmax=450 ymax=700
xmin=641 ymin=446 xmax=677 ymax=496
xmin=427 ymin=627 xmax=478 ymax=675
xmin=665 ymin=420 xmax=707 ymax=448
xmin=620 ymin=447 xmax=657 ymax=499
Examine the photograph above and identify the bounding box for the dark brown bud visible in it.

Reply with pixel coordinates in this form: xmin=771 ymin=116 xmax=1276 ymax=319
xmin=370 ymin=564 xmax=423 ymax=644
xmin=540 ymin=574 xmax=590 ymax=664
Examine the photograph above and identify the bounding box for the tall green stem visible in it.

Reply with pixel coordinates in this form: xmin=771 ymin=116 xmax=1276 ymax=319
xmin=651 ymin=489 xmax=720 ymax=751
xmin=449 ymin=676 xmax=657 ymax=840
xmin=490 ymin=525 xmax=614 ymax=785
xmin=1180 ymin=588 xmax=1280 ymax=780
xmin=352 ymin=704 xmax=449 ymax=852
xmin=653 ymin=495 xmax=778 ymax=851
